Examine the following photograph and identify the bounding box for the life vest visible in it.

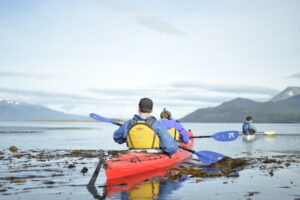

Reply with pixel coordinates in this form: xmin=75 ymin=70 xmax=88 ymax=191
xmin=242 ymin=123 xmax=249 ymax=134
xmin=127 ymin=118 xmax=160 ymax=149
xmin=167 ymin=127 xmax=180 ymax=141
xmin=128 ymin=181 xmax=159 ymax=199
xmin=242 ymin=122 xmax=255 ymax=135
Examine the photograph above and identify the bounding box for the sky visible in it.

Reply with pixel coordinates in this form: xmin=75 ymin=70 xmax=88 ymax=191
xmin=0 ymin=0 xmax=299 ymax=119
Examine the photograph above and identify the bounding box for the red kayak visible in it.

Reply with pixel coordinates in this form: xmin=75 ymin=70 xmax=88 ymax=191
xmin=105 ymin=130 xmax=194 ymax=180
xmin=105 ymin=156 xmax=191 ymax=197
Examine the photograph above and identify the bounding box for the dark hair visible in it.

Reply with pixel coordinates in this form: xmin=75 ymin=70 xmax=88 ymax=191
xmin=246 ymin=116 xmax=253 ymax=121
xmin=160 ymin=108 xmax=172 ymax=120
xmin=139 ymin=98 xmax=153 ymax=113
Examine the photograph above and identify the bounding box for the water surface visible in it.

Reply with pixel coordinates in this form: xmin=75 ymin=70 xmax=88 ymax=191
xmin=0 ymin=121 xmax=299 ymax=199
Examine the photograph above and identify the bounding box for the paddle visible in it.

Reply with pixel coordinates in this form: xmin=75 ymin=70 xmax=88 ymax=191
xmin=240 ymin=131 xmax=276 ymax=135
xmin=190 ymin=130 xmax=239 ymax=141
xmin=262 ymin=131 xmax=276 ymax=135
xmin=89 ymin=113 xmax=122 ymax=126
xmin=89 ymin=113 xmax=231 ymax=165
xmin=90 ymin=113 xmax=239 ymax=142
xmin=88 ymin=151 xmax=105 ymax=186
xmin=178 ymin=146 xmax=227 ymax=165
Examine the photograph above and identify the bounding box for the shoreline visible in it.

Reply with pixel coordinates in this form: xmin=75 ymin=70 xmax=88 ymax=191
xmin=1 ymin=148 xmax=300 ymax=199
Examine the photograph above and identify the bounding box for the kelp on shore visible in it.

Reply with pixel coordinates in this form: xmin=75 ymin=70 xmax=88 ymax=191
xmin=0 ymin=146 xmax=300 ymax=196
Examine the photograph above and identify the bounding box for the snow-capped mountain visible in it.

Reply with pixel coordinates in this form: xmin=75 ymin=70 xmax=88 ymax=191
xmin=0 ymin=100 xmax=89 ymax=120
xmin=180 ymin=86 xmax=300 ymax=123
xmin=270 ymin=86 xmax=300 ymax=102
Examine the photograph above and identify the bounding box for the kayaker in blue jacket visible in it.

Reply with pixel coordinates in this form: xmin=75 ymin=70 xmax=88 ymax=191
xmin=160 ymin=108 xmax=190 ymax=143
xmin=113 ymin=98 xmax=179 ymax=156
xmin=242 ymin=116 xmax=257 ymax=135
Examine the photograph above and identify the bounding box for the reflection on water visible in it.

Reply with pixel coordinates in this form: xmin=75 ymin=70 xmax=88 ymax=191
xmin=88 ymin=169 xmax=188 ymax=200
xmin=0 ymin=121 xmax=300 ymax=200
xmin=104 ymin=177 xmax=186 ymax=200
xmin=264 ymin=136 xmax=276 ymax=142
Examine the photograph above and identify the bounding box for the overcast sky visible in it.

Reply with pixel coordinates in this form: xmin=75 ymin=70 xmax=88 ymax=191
xmin=0 ymin=0 xmax=299 ymax=119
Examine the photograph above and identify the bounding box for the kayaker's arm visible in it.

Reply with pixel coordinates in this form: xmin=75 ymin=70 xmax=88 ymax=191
xmin=249 ymin=123 xmax=257 ymax=132
xmin=113 ymin=120 xmax=130 ymax=144
xmin=174 ymin=120 xmax=190 ymax=143
xmin=153 ymin=121 xmax=179 ymax=156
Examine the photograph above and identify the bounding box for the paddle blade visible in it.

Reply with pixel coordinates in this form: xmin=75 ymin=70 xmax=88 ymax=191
xmin=212 ymin=130 xmax=239 ymax=141
xmin=89 ymin=113 xmax=121 ymax=126
xmin=195 ymin=150 xmax=226 ymax=165
xmin=264 ymin=131 xmax=276 ymax=135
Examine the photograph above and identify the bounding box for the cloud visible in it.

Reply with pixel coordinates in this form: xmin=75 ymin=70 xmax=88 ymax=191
xmin=288 ymin=72 xmax=300 ymax=79
xmin=88 ymin=88 xmax=142 ymax=96
xmin=0 ymin=87 xmax=99 ymax=104
xmin=0 ymin=87 xmax=143 ymax=117
xmin=169 ymin=81 xmax=279 ymax=96
xmin=99 ymin=0 xmax=137 ymax=12
xmin=0 ymin=71 xmax=65 ymax=79
xmin=85 ymin=81 xmax=275 ymax=118
xmin=0 ymin=81 xmax=278 ymax=118
xmin=88 ymin=81 xmax=275 ymax=105
xmin=99 ymin=0 xmax=185 ymax=36
xmin=87 ymin=87 xmax=221 ymax=112
xmin=134 ymin=13 xmax=186 ymax=36
xmin=173 ymin=95 xmax=233 ymax=103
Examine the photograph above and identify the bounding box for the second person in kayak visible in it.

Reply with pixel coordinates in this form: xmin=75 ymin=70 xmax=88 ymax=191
xmin=160 ymin=108 xmax=190 ymax=143
xmin=113 ymin=98 xmax=179 ymax=156
xmin=242 ymin=116 xmax=257 ymax=135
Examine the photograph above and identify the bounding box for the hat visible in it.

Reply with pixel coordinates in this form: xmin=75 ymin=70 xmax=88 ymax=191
xmin=139 ymin=98 xmax=153 ymax=112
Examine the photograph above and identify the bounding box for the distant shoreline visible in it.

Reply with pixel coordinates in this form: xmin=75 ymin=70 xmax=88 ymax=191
xmin=0 ymin=120 xmax=300 ymax=124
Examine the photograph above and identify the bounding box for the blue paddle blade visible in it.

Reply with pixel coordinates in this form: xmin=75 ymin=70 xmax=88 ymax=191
xmin=196 ymin=150 xmax=226 ymax=165
xmin=89 ymin=113 xmax=121 ymax=126
xmin=212 ymin=130 xmax=239 ymax=141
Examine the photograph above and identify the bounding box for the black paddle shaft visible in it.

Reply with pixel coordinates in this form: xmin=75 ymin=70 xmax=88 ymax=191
xmin=190 ymin=136 xmax=211 ymax=138
xmin=179 ymin=146 xmax=195 ymax=154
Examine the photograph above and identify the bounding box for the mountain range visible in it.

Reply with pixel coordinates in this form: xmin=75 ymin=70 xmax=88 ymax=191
xmin=0 ymin=100 xmax=89 ymax=121
xmin=1 ymin=86 xmax=299 ymax=122
xmin=180 ymin=86 xmax=300 ymax=123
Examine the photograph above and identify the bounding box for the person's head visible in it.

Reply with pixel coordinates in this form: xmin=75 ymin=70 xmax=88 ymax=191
xmin=160 ymin=108 xmax=172 ymax=120
xmin=138 ymin=98 xmax=153 ymax=114
xmin=246 ymin=116 xmax=253 ymax=122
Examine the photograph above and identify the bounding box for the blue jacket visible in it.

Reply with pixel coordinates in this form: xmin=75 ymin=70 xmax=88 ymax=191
xmin=113 ymin=115 xmax=179 ymax=155
xmin=242 ymin=120 xmax=257 ymax=134
xmin=161 ymin=120 xmax=190 ymax=143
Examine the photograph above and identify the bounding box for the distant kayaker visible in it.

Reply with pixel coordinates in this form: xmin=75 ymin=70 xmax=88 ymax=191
xmin=113 ymin=98 xmax=179 ymax=156
xmin=160 ymin=108 xmax=190 ymax=143
xmin=242 ymin=116 xmax=257 ymax=135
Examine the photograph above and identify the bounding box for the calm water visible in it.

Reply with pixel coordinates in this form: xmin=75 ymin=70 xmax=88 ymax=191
xmin=0 ymin=121 xmax=300 ymax=200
